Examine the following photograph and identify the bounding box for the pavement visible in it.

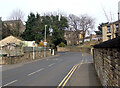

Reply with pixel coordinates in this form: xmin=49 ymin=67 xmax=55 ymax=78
xmin=66 ymin=62 xmax=102 ymax=86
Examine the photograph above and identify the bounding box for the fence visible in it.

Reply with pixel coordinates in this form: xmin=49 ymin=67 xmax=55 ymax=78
xmin=23 ymin=47 xmax=50 ymax=52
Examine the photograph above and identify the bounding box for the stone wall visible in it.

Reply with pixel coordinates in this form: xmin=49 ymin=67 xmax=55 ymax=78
xmin=57 ymin=46 xmax=91 ymax=54
xmin=57 ymin=47 xmax=70 ymax=52
xmin=1 ymin=50 xmax=51 ymax=65
xmin=93 ymin=48 xmax=120 ymax=87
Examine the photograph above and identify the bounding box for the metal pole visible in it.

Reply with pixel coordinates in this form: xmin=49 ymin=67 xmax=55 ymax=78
xmin=45 ymin=25 xmax=47 ymax=42
xmin=44 ymin=25 xmax=47 ymax=57
xmin=33 ymin=46 xmax=35 ymax=59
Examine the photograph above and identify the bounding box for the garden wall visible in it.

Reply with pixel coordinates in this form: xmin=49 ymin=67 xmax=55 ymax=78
xmin=93 ymin=37 xmax=120 ymax=87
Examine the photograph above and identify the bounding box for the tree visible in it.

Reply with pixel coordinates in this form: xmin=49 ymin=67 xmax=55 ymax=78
xmin=21 ymin=12 xmax=36 ymax=41
xmin=68 ymin=14 xmax=81 ymax=45
xmin=22 ymin=12 xmax=68 ymax=49
xmin=95 ymin=22 xmax=108 ymax=35
xmin=79 ymin=14 xmax=95 ymax=44
xmin=8 ymin=9 xmax=25 ymax=21
xmin=7 ymin=9 xmax=25 ymax=37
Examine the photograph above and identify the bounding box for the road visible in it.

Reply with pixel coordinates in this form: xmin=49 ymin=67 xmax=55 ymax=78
xmin=1 ymin=52 xmax=93 ymax=87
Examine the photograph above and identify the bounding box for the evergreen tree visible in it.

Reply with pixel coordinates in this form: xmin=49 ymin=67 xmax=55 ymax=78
xmin=21 ymin=12 xmax=68 ymax=48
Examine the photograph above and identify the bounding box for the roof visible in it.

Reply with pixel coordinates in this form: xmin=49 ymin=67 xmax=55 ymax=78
xmin=0 ymin=35 xmax=22 ymax=47
xmin=93 ymin=36 xmax=120 ymax=48
xmin=102 ymin=20 xmax=120 ymax=27
xmin=3 ymin=19 xmax=22 ymax=24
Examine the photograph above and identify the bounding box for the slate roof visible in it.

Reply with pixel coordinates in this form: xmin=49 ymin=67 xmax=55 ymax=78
xmin=93 ymin=36 xmax=120 ymax=48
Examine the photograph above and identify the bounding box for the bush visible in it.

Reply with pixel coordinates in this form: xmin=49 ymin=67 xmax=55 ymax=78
xmin=58 ymin=42 xmax=65 ymax=47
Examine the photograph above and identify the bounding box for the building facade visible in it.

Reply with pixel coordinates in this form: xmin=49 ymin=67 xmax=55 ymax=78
xmin=102 ymin=20 xmax=120 ymax=42
xmin=3 ymin=19 xmax=25 ymax=34
xmin=64 ymin=29 xmax=83 ymax=45
xmin=0 ymin=17 xmax=2 ymax=40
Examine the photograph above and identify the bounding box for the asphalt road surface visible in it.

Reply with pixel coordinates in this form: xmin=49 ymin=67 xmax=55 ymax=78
xmin=1 ymin=52 xmax=93 ymax=87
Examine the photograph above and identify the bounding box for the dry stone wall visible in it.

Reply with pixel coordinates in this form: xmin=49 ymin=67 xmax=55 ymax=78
xmin=1 ymin=50 xmax=51 ymax=65
xmin=93 ymin=48 xmax=120 ymax=87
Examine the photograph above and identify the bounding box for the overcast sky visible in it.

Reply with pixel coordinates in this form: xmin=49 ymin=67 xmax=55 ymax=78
xmin=0 ymin=0 xmax=120 ymax=30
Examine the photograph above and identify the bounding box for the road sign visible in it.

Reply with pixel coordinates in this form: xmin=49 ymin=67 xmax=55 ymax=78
xmin=44 ymin=42 xmax=47 ymax=46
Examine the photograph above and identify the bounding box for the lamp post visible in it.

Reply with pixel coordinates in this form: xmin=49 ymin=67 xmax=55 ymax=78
xmin=44 ymin=25 xmax=47 ymax=57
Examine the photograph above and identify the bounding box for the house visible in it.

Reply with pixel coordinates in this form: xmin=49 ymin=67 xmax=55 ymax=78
xmin=0 ymin=35 xmax=23 ymax=56
xmin=102 ymin=20 xmax=120 ymax=42
xmin=0 ymin=17 xmax=2 ymax=40
xmin=22 ymin=41 xmax=37 ymax=47
xmin=0 ymin=35 xmax=22 ymax=47
xmin=64 ymin=29 xmax=83 ymax=45
xmin=3 ymin=19 xmax=25 ymax=34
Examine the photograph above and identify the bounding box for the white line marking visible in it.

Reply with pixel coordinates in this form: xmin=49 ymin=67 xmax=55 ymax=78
xmin=3 ymin=80 xmax=18 ymax=86
xmin=48 ymin=63 xmax=55 ymax=67
xmin=0 ymin=65 xmax=2 ymax=67
xmin=27 ymin=68 xmax=44 ymax=76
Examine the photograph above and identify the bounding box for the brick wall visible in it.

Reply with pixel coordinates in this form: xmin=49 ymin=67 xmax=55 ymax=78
xmin=93 ymin=48 xmax=120 ymax=87
xmin=1 ymin=50 xmax=51 ymax=65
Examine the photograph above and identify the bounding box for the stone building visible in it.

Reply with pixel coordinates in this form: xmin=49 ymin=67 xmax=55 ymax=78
xmin=64 ymin=29 xmax=83 ymax=45
xmin=0 ymin=35 xmax=23 ymax=56
xmin=3 ymin=19 xmax=25 ymax=34
xmin=0 ymin=17 xmax=2 ymax=40
xmin=102 ymin=20 xmax=120 ymax=42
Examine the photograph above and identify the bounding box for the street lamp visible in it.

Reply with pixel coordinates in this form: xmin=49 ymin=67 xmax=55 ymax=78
xmin=44 ymin=25 xmax=47 ymax=57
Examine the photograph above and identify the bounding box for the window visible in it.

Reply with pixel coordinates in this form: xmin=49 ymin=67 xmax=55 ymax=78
xmin=69 ymin=34 xmax=71 ymax=38
xmin=107 ymin=26 xmax=111 ymax=33
xmin=115 ymin=33 xmax=118 ymax=38
xmin=107 ymin=35 xmax=111 ymax=40
xmin=116 ymin=24 xmax=119 ymax=31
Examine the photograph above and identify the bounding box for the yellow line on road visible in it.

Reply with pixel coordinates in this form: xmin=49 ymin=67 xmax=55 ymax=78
xmin=57 ymin=64 xmax=77 ymax=88
xmin=57 ymin=64 xmax=79 ymax=88
xmin=61 ymin=64 xmax=79 ymax=88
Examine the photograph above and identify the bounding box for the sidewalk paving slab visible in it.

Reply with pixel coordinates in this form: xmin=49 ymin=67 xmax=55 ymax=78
xmin=66 ymin=63 xmax=102 ymax=87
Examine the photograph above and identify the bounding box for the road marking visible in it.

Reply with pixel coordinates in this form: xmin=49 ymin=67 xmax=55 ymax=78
xmin=48 ymin=63 xmax=55 ymax=67
xmin=57 ymin=65 xmax=76 ymax=87
xmin=0 ymin=65 xmax=2 ymax=67
xmin=3 ymin=80 xmax=18 ymax=86
xmin=27 ymin=68 xmax=44 ymax=76
xmin=62 ymin=64 xmax=79 ymax=87
xmin=57 ymin=64 xmax=79 ymax=88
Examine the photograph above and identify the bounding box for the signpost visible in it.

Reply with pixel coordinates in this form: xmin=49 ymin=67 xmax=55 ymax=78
xmin=33 ymin=42 xmax=35 ymax=60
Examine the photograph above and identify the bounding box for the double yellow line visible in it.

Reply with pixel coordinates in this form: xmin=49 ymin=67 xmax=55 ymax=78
xmin=57 ymin=64 xmax=79 ymax=88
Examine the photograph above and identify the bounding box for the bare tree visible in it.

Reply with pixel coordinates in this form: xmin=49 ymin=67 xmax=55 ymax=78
xmin=79 ymin=14 xmax=95 ymax=44
xmin=8 ymin=9 xmax=25 ymax=21
xmin=68 ymin=14 xmax=80 ymax=30
xmin=68 ymin=14 xmax=81 ymax=45
xmin=7 ymin=9 xmax=25 ymax=37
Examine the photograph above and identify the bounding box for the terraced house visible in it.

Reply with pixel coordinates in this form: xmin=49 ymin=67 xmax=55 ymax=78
xmin=102 ymin=20 xmax=120 ymax=42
